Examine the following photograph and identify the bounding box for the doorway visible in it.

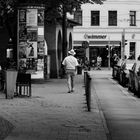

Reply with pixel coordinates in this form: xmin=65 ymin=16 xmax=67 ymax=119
xmin=90 ymin=46 xmax=108 ymax=67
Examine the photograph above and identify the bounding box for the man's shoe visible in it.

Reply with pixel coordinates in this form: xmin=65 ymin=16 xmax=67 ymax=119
xmin=68 ymin=91 xmax=71 ymax=93
xmin=71 ymin=89 xmax=74 ymax=92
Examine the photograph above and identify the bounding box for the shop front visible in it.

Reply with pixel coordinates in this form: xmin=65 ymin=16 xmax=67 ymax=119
xmin=74 ymin=32 xmax=121 ymax=67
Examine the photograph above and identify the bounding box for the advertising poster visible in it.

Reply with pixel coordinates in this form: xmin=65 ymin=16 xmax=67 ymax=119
xmin=38 ymin=35 xmax=44 ymax=41
xmin=19 ymin=46 xmax=27 ymax=59
xmin=26 ymin=9 xmax=37 ymax=26
xmin=26 ymin=41 xmax=37 ymax=58
xmin=37 ymin=41 xmax=44 ymax=56
xmin=26 ymin=58 xmax=37 ymax=71
xmin=19 ymin=23 xmax=27 ymax=41
xmin=37 ymin=59 xmax=44 ymax=71
xmin=19 ymin=9 xmax=26 ymax=22
xmin=38 ymin=10 xmax=44 ymax=26
xmin=18 ymin=41 xmax=27 ymax=59
xmin=19 ymin=59 xmax=27 ymax=68
xmin=38 ymin=27 xmax=44 ymax=35
xmin=27 ymin=28 xmax=37 ymax=41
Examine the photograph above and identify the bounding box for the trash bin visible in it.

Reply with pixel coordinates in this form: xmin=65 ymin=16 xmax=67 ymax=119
xmin=5 ymin=70 xmax=17 ymax=99
xmin=77 ymin=66 xmax=82 ymax=75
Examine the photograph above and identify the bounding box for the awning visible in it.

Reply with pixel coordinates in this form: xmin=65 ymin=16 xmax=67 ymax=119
xmin=74 ymin=40 xmax=120 ymax=46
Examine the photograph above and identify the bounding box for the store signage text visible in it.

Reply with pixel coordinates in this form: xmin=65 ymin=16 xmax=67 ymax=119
xmin=84 ymin=33 xmax=107 ymax=39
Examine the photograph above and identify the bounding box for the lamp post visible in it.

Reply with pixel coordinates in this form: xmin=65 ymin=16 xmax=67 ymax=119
xmin=108 ymin=36 xmax=111 ymax=70
xmin=121 ymin=28 xmax=125 ymax=59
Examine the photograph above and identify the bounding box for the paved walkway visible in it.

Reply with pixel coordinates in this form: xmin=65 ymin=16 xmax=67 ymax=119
xmin=0 ymin=71 xmax=108 ymax=140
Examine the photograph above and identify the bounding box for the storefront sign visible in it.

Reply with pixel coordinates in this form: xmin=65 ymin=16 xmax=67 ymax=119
xmin=84 ymin=33 xmax=107 ymax=39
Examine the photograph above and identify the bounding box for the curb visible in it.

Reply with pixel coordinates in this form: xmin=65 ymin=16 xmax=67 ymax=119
xmin=91 ymin=80 xmax=111 ymax=140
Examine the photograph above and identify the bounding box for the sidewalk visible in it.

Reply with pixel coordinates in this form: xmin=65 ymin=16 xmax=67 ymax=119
xmin=0 ymin=73 xmax=108 ymax=140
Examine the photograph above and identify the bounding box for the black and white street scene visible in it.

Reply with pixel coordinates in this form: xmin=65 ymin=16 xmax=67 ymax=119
xmin=0 ymin=0 xmax=140 ymax=139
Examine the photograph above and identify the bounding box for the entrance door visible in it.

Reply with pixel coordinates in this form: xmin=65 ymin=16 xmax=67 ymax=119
xmin=90 ymin=46 xmax=108 ymax=67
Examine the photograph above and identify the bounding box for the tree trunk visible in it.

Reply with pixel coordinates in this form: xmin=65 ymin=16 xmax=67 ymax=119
xmin=62 ymin=6 xmax=67 ymax=60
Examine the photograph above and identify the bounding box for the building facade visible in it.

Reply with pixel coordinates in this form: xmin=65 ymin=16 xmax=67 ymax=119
xmin=73 ymin=0 xmax=140 ymax=67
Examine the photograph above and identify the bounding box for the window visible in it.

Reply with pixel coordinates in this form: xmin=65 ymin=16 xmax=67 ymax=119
xmin=91 ymin=11 xmax=100 ymax=26
xmin=130 ymin=11 xmax=136 ymax=26
xmin=108 ymin=11 xmax=117 ymax=26
xmin=130 ymin=42 xmax=135 ymax=59
xmin=74 ymin=10 xmax=82 ymax=25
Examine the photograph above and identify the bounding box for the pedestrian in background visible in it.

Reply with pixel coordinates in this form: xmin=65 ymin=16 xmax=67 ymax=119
xmin=97 ymin=55 xmax=102 ymax=70
xmin=112 ymin=54 xmax=119 ymax=68
xmin=62 ymin=49 xmax=79 ymax=93
xmin=83 ymin=57 xmax=90 ymax=71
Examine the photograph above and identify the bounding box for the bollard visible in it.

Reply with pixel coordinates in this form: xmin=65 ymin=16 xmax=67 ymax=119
xmin=84 ymin=71 xmax=87 ymax=87
xmin=87 ymin=74 xmax=91 ymax=111
xmin=84 ymin=72 xmax=92 ymax=111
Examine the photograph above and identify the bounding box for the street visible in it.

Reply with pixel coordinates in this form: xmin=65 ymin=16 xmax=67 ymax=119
xmin=90 ymin=69 xmax=140 ymax=140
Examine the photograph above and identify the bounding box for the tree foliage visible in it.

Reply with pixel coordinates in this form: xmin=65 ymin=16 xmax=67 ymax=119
xmin=0 ymin=0 xmax=105 ymax=39
xmin=0 ymin=0 xmax=105 ymax=23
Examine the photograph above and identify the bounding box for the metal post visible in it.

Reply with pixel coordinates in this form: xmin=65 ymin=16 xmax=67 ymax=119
xmin=121 ymin=29 xmax=125 ymax=59
xmin=84 ymin=72 xmax=91 ymax=112
xmin=108 ymin=36 xmax=111 ymax=70
xmin=87 ymin=73 xmax=91 ymax=111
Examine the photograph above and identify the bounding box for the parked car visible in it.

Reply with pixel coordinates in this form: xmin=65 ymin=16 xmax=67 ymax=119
xmin=112 ymin=59 xmax=123 ymax=80
xmin=128 ymin=61 xmax=140 ymax=95
xmin=119 ymin=60 xmax=135 ymax=87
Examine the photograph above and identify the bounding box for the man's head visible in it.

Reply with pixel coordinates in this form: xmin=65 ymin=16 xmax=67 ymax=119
xmin=68 ymin=49 xmax=76 ymax=56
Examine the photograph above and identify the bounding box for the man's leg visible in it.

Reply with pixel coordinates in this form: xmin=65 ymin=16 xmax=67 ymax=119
xmin=71 ymin=75 xmax=75 ymax=92
xmin=67 ymin=73 xmax=71 ymax=92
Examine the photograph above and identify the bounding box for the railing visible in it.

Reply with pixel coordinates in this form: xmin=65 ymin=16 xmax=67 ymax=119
xmin=84 ymin=71 xmax=92 ymax=111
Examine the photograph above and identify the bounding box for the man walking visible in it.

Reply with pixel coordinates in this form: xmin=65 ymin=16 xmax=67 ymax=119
xmin=62 ymin=49 xmax=79 ymax=93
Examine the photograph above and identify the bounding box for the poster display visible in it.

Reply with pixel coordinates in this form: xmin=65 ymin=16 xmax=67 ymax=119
xmin=26 ymin=9 xmax=37 ymax=26
xmin=18 ymin=6 xmax=45 ymax=79
xmin=37 ymin=41 xmax=44 ymax=57
xmin=38 ymin=10 xmax=44 ymax=26
xmin=19 ymin=10 xmax=26 ymax=22
xmin=26 ymin=41 xmax=37 ymax=58
xmin=19 ymin=23 xmax=27 ymax=41
xmin=27 ymin=28 xmax=37 ymax=41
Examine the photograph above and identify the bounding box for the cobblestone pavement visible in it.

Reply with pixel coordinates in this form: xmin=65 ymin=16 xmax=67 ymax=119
xmin=0 ymin=73 xmax=108 ymax=140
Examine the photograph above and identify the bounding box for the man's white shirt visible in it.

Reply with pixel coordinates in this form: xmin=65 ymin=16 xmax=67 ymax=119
xmin=62 ymin=55 xmax=79 ymax=70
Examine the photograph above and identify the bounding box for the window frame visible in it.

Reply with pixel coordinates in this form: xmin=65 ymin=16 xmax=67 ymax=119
xmin=108 ymin=11 xmax=117 ymax=26
xmin=130 ymin=42 xmax=136 ymax=60
xmin=130 ymin=11 xmax=136 ymax=26
xmin=91 ymin=11 xmax=100 ymax=26
xmin=74 ymin=10 xmax=82 ymax=26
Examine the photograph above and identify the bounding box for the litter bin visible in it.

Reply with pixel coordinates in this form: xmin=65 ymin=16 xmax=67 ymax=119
xmin=77 ymin=66 xmax=82 ymax=75
xmin=5 ymin=70 xmax=17 ymax=99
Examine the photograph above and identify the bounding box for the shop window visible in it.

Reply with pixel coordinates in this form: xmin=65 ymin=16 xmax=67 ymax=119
xmin=130 ymin=11 xmax=136 ymax=26
xmin=91 ymin=11 xmax=100 ymax=26
xmin=129 ymin=42 xmax=135 ymax=59
xmin=108 ymin=11 xmax=117 ymax=26
xmin=74 ymin=10 xmax=82 ymax=25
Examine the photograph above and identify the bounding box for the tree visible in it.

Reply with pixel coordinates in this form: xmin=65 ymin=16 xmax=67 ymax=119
xmin=0 ymin=0 xmax=105 ymax=35
xmin=0 ymin=0 xmax=105 ymax=58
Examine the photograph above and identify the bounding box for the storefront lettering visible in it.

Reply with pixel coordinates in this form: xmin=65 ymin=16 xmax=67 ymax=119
xmin=84 ymin=33 xmax=107 ymax=39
